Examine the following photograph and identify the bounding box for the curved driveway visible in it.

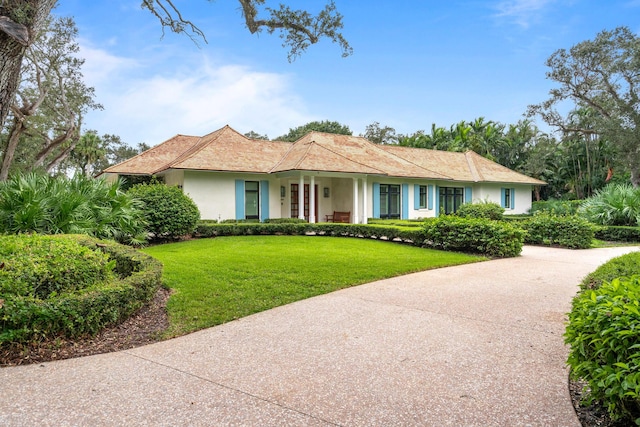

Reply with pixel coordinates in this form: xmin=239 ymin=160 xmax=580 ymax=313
xmin=1 ymin=245 xmax=638 ymax=426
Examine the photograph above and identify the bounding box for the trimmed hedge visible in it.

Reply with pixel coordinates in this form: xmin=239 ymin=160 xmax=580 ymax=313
xmin=565 ymin=275 xmax=640 ymax=424
xmin=594 ymin=225 xmax=640 ymax=243
xmin=0 ymin=235 xmax=163 ymax=343
xmin=521 ymin=213 xmax=594 ymax=249
xmin=581 ymin=252 xmax=640 ymax=291
xmin=456 ymin=201 xmax=504 ymax=220
xmin=422 ymin=216 xmax=524 ymax=257
xmin=530 ymin=199 xmax=582 ymax=215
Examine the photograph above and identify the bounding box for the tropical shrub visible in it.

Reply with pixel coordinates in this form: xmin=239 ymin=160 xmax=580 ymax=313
xmin=128 ymin=183 xmax=200 ymax=240
xmin=0 ymin=235 xmax=163 ymax=343
xmin=581 ymin=251 xmax=640 ymax=290
xmin=565 ymin=275 xmax=640 ymax=424
xmin=422 ymin=216 xmax=524 ymax=257
xmin=579 ymin=183 xmax=640 ymax=226
xmin=521 ymin=212 xmax=594 ymax=249
xmin=530 ymin=199 xmax=582 ymax=215
xmin=0 ymin=173 xmax=147 ymax=245
xmin=456 ymin=201 xmax=504 ymax=220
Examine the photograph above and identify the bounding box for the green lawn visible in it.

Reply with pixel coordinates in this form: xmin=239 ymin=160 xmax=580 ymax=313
xmin=142 ymin=235 xmax=485 ymax=337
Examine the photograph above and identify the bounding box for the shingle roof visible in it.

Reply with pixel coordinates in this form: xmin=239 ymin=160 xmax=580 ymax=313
xmin=102 ymin=125 xmax=545 ymax=185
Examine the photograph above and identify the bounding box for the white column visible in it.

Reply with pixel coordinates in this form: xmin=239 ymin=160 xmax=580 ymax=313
xmin=298 ymin=175 xmax=305 ymax=220
xmin=362 ymin=177 xmax=368 ymax=224
xmin=352 ymin=177 xmax=359 ymax=224
xmin=309 ymin=175 xmax=316 ymax=223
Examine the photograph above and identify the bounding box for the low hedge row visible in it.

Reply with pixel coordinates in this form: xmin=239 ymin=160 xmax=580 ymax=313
xmin=566 ymin=271 xmax=640 ymax=424
xmin=594 ymin=225 xmax=640 ymax=243
xmin=0 ymin=235 xmax=163 ymax=343
xmin=195 ymin=222 xmax=427 ymax=245
xmin=422 ymin=216 xmax=524 ymax=257
xmin=580 ymin=251 xmax=640 ymax=291
xmin=521 ymin=213 xmax=594 ymax=249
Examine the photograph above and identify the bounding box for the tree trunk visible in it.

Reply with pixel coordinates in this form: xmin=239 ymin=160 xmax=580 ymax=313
xmin=0 ymin=114 xmax=25 ymax=180
xmin=0 ymin=0 xmax=57 ymax=129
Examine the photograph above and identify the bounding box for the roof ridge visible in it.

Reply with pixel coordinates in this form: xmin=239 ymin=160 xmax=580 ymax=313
xmin=464 ymin=151 xmax=483 ymax=182
xmin=379 ymin=144 xmax=454 ymax=180
xmin=312 ymin=138 xmax=388 ymax=174
xmin=165 ymin=126 xmax=243 ymax=172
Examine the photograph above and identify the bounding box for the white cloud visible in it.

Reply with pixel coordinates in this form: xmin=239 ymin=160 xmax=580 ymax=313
xmin=494 ymin=0 xmax=555 ymax=28
xmin=78 ymin=44 xmax=312 ymax=145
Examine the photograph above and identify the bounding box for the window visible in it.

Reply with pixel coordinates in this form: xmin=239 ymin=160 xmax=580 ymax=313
xmin=244 ymin=181 xmax=259 ymax=219
xmin=380 ymin=184 xmax=401 ymax=219
xmin=504 ymin=188 xmax=511 ymax=210
xmin=439 ymin=187 xmax=464 ymax=214
xmin=501 ymin=187 xmax=515 ymax=209
xmin=419 ymin=185 xmax=427 ymax=209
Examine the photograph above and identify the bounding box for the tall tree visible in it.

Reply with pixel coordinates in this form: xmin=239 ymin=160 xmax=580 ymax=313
xmin=361 ymin=121 xmax=398 ymax=145
xmin=276 ymin=120 xmax=352 ymax=142
xmin=0 ymin=0 xmax=57 ymax=131
xmin=0 ymin=15 xmax=101 ymax=180
xmin=528 ymin=26 xmax=640 ymax=186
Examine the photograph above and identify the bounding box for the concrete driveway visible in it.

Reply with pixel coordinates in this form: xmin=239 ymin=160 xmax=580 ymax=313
xmin=1 ymin=245 xmax=638 ymax=426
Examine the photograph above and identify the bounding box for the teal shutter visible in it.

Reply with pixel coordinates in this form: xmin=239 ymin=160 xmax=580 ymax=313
xmin=372 ymin=182 xmax=380 ymax=218
xmin=402 ymin=184 xmax=409 ymax=219
xmin=414 ymin=184 xmax=420 ymax=210
xmin=235 ymin=180 xmax=245 ymax=219
xmin=427 ymin=185 xmax=434 ymax=210
xmin=260 ymin=180 xmax=270 ymax=222
xmin=465 ymin=187 xmax=472 ymax=204
xmin=501 ymin=188 xmax=507 ymax=208
xmin=434 ymin=185 xmax=440 ymax=217
xmin=511 ymin=187 xmax=516 ymax=210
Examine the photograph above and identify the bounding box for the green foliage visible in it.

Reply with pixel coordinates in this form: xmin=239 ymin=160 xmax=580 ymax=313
xmin=422 ymin=216 xmax=524 ymax=258
xmin=581 ymin=252 xmax=640 ymax=291
xmin=0 ymin=173 xmax=147 ymax=244
xmin=580 ymin=183 xmax=640 ymax=226
xmin=0 ymin=235 xmax=163 ymax=343
xmin=530 ymin=199 xmax=582 ymax=215
xmin=143 ymin=236 xmax=481 ymax=337
xmin=263 ymin=218 xmax=307 ymax=223
xmin=0 ymin=234 xmax=115 ymax=300
xmin=456 ymin=201 xmax=504 ymax=220
xmin=275 ymin=120 xmax=352 ymax=142
xmin=128 ymin=183 xmax=200 ymax=240
xmin=565 ymin=276 xmax=640 ymax=424
xmin=594 ymin=226 xmax=640 ymax=243
xmin=521 ymin=212 xmax=594 ymax=249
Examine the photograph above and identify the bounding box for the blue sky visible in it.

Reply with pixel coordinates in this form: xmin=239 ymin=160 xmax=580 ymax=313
xmin=53 ymin=0 xmax=640 ymax=146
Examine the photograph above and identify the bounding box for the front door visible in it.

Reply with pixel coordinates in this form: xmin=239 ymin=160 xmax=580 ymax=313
xmin=291 ymin=184 xmax=318 ymax=220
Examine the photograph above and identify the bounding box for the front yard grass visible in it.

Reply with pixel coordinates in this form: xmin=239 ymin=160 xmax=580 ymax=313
xmin=142 ymin=235 xmax=485 ymax=337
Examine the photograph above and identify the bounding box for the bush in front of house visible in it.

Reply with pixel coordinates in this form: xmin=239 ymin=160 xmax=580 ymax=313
xmin=0 ymin=173 xmax=147 ymax=245
xmin=530 ymin=199 xmax=582 ymax=215
xmin=129 ymin=183 xmax=200 ymax=240
xmin=565 ymin=274 xmax=640 ymax=424
xmin=0 ymin=235 xmax=163 ymax=343
xmin=521 ymin=212 xmax=594 ymax=249
xmin=422 ymin=216 xmax=524 ymax=257
xmin=594 ymin=225 xmax=640 ymax=243
xmin=579 ymin=183 xmax=640 ymax=227
xmin=456 ymin=201 xmax=504 ymax=220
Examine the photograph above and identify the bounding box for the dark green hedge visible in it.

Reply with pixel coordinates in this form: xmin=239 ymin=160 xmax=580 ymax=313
xmin=0 ymin=235 xmax=163 ymax=343
xmin=594 ymin=225 xmax=640 ymax=243
xmin=530 ymin=199 xmax=582 ymax=215
xmin=456 ymin=202 xmax=504 ymax=220
xmin=580 ymin=251 xmax=640 ymax=291
xmin=521 ymin=213 xmax=594 ymax=249
xmin=565 ymin=275 xmax=640 ymax=424
xmin=422 ymin=216 xmax=524 ymax=257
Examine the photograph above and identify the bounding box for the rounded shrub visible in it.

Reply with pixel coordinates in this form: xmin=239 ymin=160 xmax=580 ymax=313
xmin=0 ymin=235 xmax=163 ymax=343
xmin=0 ymin=234 xmax=115 ymax=299
xmin=456 ymin=201 xmax=504 ymax=220
xmin=565 ymin=275 xmax=640 ymax=424
xmin=422 ymin=216 xmax=524 ymax=257
xmin=522 ymin=212 xmax=594 ymax=249
xmin=128 ymin=183 xmax=200 ymax=240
